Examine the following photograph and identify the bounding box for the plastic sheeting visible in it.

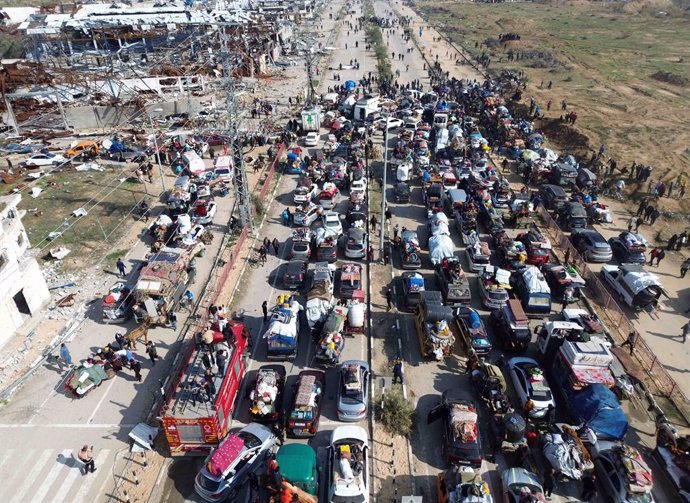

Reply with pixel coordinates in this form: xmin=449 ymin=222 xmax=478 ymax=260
xmin=429 ymin=234 xmax=455 ymax=265
xmin=567 ymin=383 xmax=628 ymax=440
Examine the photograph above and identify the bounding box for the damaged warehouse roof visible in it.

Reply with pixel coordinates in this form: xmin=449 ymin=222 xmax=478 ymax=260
xmin=20 ymin=3 xmax=253 ymax=35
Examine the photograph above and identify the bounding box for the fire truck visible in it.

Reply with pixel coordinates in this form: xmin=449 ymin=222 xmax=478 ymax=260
xmin=160 ymin=320 xmax=249 ymax=456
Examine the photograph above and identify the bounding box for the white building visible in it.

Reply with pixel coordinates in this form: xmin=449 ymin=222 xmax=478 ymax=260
xmin=0 ymin=194 xmax=50 ymax=348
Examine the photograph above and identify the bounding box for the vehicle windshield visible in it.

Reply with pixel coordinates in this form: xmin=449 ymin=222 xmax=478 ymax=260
xmin=237 ymin=431 xmax=261 ymax=449
xmin=341 ymin=368 xmax=364 ymax=403
xmin=197 ymin=473 xmax=222 ymax=492
xmin=532 ymin=248 xmax=549 ymax=257
xmin=332 ymin=496 xmax=366 ymax=503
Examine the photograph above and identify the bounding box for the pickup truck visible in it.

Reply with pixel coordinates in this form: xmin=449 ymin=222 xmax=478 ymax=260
xmin=415 ymin=291 xmax=456 ymax=360
xmin=264 ymin=299 xmax=302 ymax=360
xmin=435 ymin=257 xmax=471 ymax=305
xmin=600 ymin=264 xmax=665 ymax=311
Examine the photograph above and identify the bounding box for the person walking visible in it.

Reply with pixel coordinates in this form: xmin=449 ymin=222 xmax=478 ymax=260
xmin=116 ymin=258 xmax=127 ymax=277
xmin=370 ymin=214 xmax=378 ymax=232
xmin=677 ymin=231 xmax=688 ymax=251
xmin=385 ymin=287 xmax=393 ymax=311
xmin=201 ymin=350 xmax=215 ymax=370
xmin=130 ymin=358 xmax=142 ymax=382
xmin=384 ymin=208 xmax=392 ymax=229
xmin=262 ymin=300 xmax=268 ymax=323
xmin=367 ymin=245 xmax=374 ymax=262
xmin=650 ymin=208 xmax=661 ymax=225
xmin=59 ymin=343 xmax=73 ymax=369
xmin=620 ymin=330 xmax=639 ymax=355
xmin=681 ymin=322 xmax=690 ymax=343
xmin=204 ymin=371 xmax=216 ymax=398
xmin=628 ymin=216 xmax=637 ymax=233
xmin=383 ymin=245 xmax=390 ymax=265
xmin=656 ymin=249 xmax=666 ymax=267
xmin=668 ymin=234 xmax=679 ymax=251
xmin=681 ymin=258 xmax=690 ymax=278
xmin=636 ymin=199 xmax=648 ymax=217
xmin=393 ymin=224 xmax=400 ymax=241
xmin=649 ymin=247 xmax=660 ymax=266
xmin=393 ymin=358 xmax=404 ymax=384
xmin=145 ymin=341 xmax=158 ymax=366
xmin=168 ymin=311 xmax=177 ymax=331
xmin=78 ymin=445 xmax=96 ymax=475
xmin=465 ymin=350 xmax=478 ymax=374
xmin=216 ymin=349 xmax=227 ymax=377
xmin=543 ymin=468 xmax=556 ymax=500
xmin=272 ymin=238 xmax=280 ymax=256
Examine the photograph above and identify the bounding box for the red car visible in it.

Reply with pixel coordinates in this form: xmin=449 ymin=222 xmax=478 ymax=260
xmin=517 ymin=228 xmax=551 ymax=266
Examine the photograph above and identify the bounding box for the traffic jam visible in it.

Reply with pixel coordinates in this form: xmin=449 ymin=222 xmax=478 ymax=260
xmin=174 ymin=75 xmax=683 ymax=503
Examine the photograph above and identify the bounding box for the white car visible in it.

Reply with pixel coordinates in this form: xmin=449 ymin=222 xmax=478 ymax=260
xmin=25 ymin=152 xmax=67 ymax=167
xmin=350 ymin=178 xmax=367 ymax=192
xmin=321 ymin=211 xmax=343 ymax=237
xmin=304 ymin=132 xmax=320 ymax=147
xmin=328 ymin=426 xmax=370 ymax=503
xmin=294 ymin=184 xmax=319 ymax=205
xmin=294 ymin=203 xmax=322 ymax=227
xmin=506 ymin=357 xmax=556 ymax=419
xmin=376 ymin=117 xmax=404 ymax=130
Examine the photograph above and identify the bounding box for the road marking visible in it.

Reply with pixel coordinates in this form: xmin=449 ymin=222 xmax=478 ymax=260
xmin=71 ymin=449 xmax=110 ymax=503
xmin=87 ymin=375 xmax=119 ymax=424
xmin=31 ymin=449 xmax=73 ymax=503
xmin=0 ymin=449 xmax=37 ymax=500
xmin=52 ymin=453 xmax=83 ymax=503
xmin=0 ymin=423 xmax=135 ymax=428
xmin=9 ymin=449 xmax=56 ymax=503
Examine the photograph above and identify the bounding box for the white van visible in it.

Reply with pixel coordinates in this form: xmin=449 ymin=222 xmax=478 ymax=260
xmin=213 ymin=156 xmax=233 ymax=181
xmin=182 ymin=151 xmax=207 ymax=176
xmin=403 ymin=118 xmax=420 ymax=133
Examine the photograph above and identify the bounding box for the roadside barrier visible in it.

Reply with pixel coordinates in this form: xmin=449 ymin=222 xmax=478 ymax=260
xmin=536 ymin=205 xmax=690 ymax=424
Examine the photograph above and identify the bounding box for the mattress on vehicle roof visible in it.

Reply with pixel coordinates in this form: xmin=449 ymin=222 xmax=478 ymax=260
xmin=561 ymin=339 xmax=613 ymax=367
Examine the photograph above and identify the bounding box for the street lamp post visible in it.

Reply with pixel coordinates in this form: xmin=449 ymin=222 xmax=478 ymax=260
xmin=148 ymin=108 xmax=166 ymax=192
xmin=379 ymin=112 xmax=388 ymax=258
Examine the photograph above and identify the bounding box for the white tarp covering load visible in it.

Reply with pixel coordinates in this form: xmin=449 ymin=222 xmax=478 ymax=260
xmin=431 ymin=221 xmax=450 ymax=237
xmin=263 ymin=300 xmax=301 ymax=342
xmin=543 ymin=432 xmax=590 ymax=480
xmin=347 ymin=301 xmax=365 ymax=328
xmin=522 ymin=266 xmax=550 ymax=294
xmin=306 ymin=297 xmax=332 ymax=329
xmin=429 ymin=234 xmax=454 ymax=265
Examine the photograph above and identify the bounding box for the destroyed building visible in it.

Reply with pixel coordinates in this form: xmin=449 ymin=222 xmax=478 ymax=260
xmin=0 ymin=194 xmax=50 ymax=347
xmin=1 ymin=2 xmax=298 ymax=132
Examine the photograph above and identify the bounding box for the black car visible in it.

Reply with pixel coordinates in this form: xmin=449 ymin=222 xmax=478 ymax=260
xmin=283 ymin=259 xmax=307 ymax=289
xmin=400 ymin=272 xmax=425 ymax=311
xmin=427 ymin=390 xmax=483 ymax=468
xmin=539 ymin=184 xmax=568 ymax=210
xmin=556 ymin=202 xmax=588 ymax=230
xmin=608 ymin=233 xmax=646 ymax=264
xmin=394 ymin=182 xmax=411 ymax=203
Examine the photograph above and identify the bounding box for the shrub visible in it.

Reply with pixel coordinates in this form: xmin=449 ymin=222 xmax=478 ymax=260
xmin=376 ymin=389 xmax=415 ymax=437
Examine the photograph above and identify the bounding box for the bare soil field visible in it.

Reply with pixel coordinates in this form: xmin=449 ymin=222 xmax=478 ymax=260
xmin=415 ymin=0 xmax=690 ymax=215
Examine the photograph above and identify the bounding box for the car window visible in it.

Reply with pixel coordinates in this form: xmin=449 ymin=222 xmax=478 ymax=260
xmin=514 ymin=368 xmax=528 ymax=393
xmin=238 ymin=431 xmax=261 ymax=449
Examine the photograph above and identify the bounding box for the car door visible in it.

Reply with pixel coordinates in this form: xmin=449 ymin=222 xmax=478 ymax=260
xmin=427 ymin=401 xmax=446 ymax=424
xmin=512 ymin=366 xmax=529 ymax=405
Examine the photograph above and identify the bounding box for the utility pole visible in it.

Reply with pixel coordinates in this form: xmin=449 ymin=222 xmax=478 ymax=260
xmin=380 ymin=115 xmax=388 ymax=257
xmin=218 ymin=37 xmax=253 ymax=231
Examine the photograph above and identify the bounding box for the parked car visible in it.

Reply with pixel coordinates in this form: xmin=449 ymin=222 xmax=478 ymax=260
xmin=570 ymin=228 xmax=613 ymax=263
xmin=539 ymin=184 xmax=568 ymax=210
xmin=394 ymin=182 xmax=411 ymax=203
xmin=327 ymin=426 xmax=370 ymax=503
xmin=339 ymin=263 xmax=362 ymax=298
xmin=342 ymin=227 xmax=367 ymax=259
xmin=194 ymin=423 xmax=276 ymax=502
xmin=283 ymin=259 xmax=307 ymax=290
xmin=506 ymin=357 xmax=556 ymax=420
xmin=337 ymin=360 xmax=370 ymax=421
xmin=294 ymin=179 xmax=319 ymax=205
xmin=557 ymin=202 xmax=588 ymax=230
xmin=401 ymin=271 xmax=425 ymax=311
xmin=321 ymin=211 xmax=343 ymax=237
xmin=66 ymin=140 xmax=99 ymax=158
xmin=376 ymin=117 xmax=404 ymax=130
xmin=501 ymin=468 xmax=546 ymax=503
xmin=591 ymin=441 xmax=656 ymax=503
xmin=427 ymin=390 xmax=483 ymax=468
xmin=609 ymin=232 xmax=647 ymax=264
xmin=400 ymin=230 xmax=422 ymax=269
xmin=454 ymin=306 xmax=492 ymax=356
xmin=294 ymin=203 xmax=322 ymax=227
xmin=304 ymin=132 xmax=320 ymax=147
xmin=286 ymin=370 xmax=325 ymax=438
xmin=25 ymin=152 xmax=67 ymax=166
xmin=289 ymin=238 xmax=312 ymax=260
